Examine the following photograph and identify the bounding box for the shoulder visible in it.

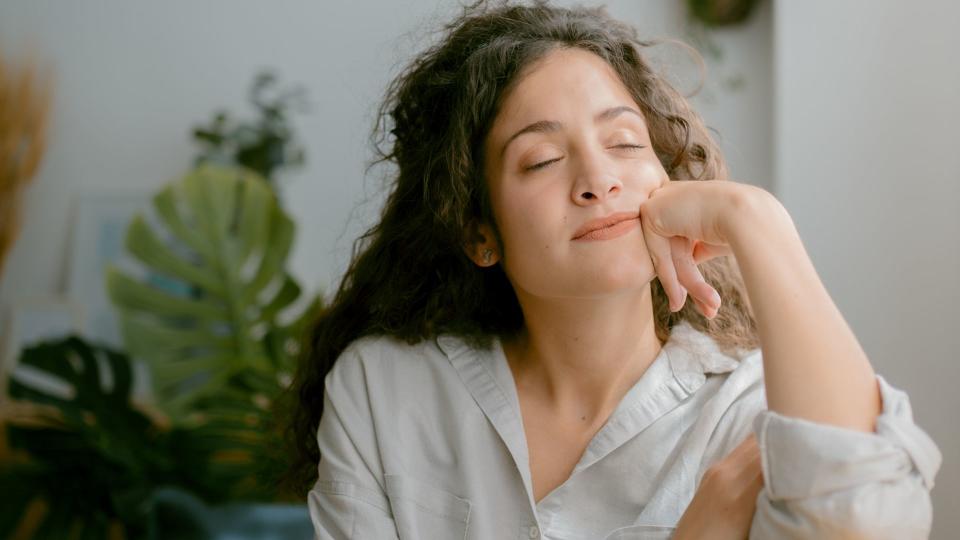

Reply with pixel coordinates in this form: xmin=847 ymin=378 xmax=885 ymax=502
xmin=325 ymin=334 xmax=460 ymax=401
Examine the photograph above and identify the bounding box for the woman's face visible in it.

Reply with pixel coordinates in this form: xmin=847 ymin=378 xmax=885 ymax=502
xmin=481 ymin=47 xmax=670 ymax=299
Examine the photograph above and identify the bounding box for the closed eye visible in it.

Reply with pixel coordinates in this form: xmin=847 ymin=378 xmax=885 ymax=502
xmin=525 ymin=144 xmax=646 ymax=171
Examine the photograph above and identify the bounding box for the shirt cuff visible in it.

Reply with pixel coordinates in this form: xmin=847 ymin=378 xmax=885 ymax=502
xmin=752 ymin=374 xmax=942 ymax=500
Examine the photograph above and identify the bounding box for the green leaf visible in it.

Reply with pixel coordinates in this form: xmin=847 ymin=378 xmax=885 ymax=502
xmin=106 ymin=164 xmax=310 ymax=420
xmin=3 ymin=337 xmax=170 ymax=538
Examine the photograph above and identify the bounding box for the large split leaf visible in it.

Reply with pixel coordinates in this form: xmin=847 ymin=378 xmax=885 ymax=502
xmin=1 ymin=336 xmax=170 ymax=539
xmin=105 ymin=164 xmax=313 ymax=418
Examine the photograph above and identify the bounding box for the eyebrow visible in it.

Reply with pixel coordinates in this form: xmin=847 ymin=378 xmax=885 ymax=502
xmin=499 ymin=105 xmax=644 ymax=159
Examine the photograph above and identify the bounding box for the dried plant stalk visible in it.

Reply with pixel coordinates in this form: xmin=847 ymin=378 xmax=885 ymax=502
xmin=0 ymin=50 xmax=52 ymax=466
xmin=0 ymin=50 xmax=53 ymax=278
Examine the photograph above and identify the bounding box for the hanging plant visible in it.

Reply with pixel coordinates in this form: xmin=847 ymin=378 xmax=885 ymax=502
xmin=191 ymin=71 xmax=309 ymax=196
xmin=687 ymin=0 xmax=760 ymax=27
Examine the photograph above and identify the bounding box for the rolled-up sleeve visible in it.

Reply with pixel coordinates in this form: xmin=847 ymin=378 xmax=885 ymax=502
xmin=749 ymin=374 xmax=942 ymax=539
xmin=308 ymin=346 xmax=400 ymax=540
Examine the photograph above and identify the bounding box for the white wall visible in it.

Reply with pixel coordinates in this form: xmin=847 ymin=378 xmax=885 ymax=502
xmin=774 ymin=1 xmax=960 ymax=537
xmin=0 ymin=0 xmax=772 ymax=341
xmin=0 ymin=0 xmax=453 ymax=334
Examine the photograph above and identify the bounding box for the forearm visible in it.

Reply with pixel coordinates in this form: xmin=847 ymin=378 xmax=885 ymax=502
xmin=724 ymin=190 xmax=881 ymax=433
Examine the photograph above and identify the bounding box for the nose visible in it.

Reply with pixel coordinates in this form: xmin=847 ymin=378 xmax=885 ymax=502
xmin=571 ymin=150 xmax=623 ymax=205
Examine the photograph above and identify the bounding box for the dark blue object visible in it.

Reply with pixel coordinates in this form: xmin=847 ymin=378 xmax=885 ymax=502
xmin=149 ymin=487 xmax=313 ymax=540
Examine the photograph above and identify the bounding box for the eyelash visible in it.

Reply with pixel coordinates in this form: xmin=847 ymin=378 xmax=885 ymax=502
xmin=525 ymin=144 xmax=646 ymax=171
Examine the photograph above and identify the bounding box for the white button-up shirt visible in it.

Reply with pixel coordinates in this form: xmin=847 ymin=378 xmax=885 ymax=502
xmin=309 ymin=321 xmax=941 ymax=539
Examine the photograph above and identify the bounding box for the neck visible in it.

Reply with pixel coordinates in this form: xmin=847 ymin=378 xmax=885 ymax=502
xmin=503 ymin=283 xmax=664 ymax=425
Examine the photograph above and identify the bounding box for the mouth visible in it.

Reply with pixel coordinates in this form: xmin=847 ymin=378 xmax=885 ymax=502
xmin=571 ymin=211 xmax=640 ymax=241
xmin=572 ymin=217 xmax=640 ymax=241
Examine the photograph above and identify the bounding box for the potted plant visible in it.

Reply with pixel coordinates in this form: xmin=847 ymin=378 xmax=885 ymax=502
xmin=1 ymin=72 xmax=320 ymax=538
xmin=2 ymin=165 xmax=321 ymax=538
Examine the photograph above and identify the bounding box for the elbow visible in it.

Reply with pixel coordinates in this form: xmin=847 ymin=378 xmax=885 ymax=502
xmin=752 ymin=474 xmax=933 ymax=540
xmin=841 ymin=478 xmax=933 ymax=540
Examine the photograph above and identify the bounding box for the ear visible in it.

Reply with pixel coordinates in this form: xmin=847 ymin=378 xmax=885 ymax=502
xmin=462 ymin=221 xmax=500 ymax=267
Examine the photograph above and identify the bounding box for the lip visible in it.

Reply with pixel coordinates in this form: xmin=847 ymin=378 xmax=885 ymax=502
xmin=571 ymin=211 xmax=640 ymax=241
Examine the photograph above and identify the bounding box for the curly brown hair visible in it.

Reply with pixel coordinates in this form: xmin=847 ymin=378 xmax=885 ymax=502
xmin=280 ymin=0 xmax=759 ymax=497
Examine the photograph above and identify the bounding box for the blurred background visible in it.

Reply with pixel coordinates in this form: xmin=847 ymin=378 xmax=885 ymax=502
xmin=0 ymin=0 xmax=956 ymax=538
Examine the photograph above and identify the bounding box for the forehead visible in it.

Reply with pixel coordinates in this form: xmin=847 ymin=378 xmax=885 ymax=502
xmin=487 ymin=47 xmax=642 ymax=146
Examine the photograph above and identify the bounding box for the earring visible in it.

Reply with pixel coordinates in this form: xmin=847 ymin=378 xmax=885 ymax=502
xmin=482 ymin=248 xmax=495 ymax=264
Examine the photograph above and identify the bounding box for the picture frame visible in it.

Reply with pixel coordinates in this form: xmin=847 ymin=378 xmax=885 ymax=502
xmin=66 ymin=188 xmax=153 ymax=349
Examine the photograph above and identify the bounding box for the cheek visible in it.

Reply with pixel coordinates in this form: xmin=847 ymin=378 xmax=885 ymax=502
xmin=499 ymin=201 xmax=555 ymax=258
xmin=505 ymin=180 xmax=566 ymax=230
xmin=634 ymin=158 xmax=670 ymax=188
xmin=493 ymin=187 xmax=565 ymax=265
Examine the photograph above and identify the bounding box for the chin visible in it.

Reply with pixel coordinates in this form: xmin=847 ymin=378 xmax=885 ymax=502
xmin=570 ymin=263 xmax=655 ymax=298
xmin=595 ymin=254 xmax=654 ymax=285
xmin=512 ymin=252 xmax=655 ymax=297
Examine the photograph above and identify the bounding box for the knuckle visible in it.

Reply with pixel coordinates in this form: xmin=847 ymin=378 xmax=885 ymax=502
xmin=672 ymin=253 xmax=692 ymax=273
xmin=704 ymin=463 xmax=730 ymax=484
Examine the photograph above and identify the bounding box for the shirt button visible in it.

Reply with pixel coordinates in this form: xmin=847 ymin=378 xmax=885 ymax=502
xmin=528 ymin=526 xmax=540 ymax=539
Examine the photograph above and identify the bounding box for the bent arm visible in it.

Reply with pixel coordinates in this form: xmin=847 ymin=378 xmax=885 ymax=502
xmin=719 ymin=190 xmax=941 ymax=536
xmin=724 ymin=189 xmax=880 ymax=433
xmin=749 ymin=373 xmax=941 ymax=538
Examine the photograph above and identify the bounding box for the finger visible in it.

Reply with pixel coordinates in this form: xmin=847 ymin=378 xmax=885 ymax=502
xmin=729 ymin=435 xmax=761 ymax=473
xmin=639 ymin=210 xmax=686 ymax=311
xmin=747 ymin=451 xmax=764 ymax=488
xmin=735 ymin=450 xmax=764 ymax=485
xmin=729 ymin=433 xmax=758 ymax=458
xmin=738 ymin=433 xmax=758 ymax=451
xmin=691 ymin=295 xmax=717 ymax=320
xmin=671 ymin=237 xmax=720 ymax=312
xmin=692 ymin=240 xmax=733 ymax=265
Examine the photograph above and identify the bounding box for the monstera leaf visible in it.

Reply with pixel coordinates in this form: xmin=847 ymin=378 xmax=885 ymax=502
xmin=163 ymin=379 xmax=291 ymax=503
xmin=0 ymin=336 xmax=171 ymax=538
xmin=105 ymin=164 xmax=317 ymax=418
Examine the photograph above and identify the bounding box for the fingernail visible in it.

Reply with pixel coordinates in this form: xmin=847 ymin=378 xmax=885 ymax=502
xmin=673 ymin=287 xmax=687 ymax=312
xmin=710 ymin=289 xmax=721 ymax=307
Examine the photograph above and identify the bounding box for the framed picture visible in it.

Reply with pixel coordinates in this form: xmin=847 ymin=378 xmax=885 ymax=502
xmin=66 ymin=188 xmax=153 ymax=348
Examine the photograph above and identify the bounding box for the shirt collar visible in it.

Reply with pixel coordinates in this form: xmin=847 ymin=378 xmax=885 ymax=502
xmin=433 ymin=320 xmax=746 ymax=512
xmin=435 ymin=320 xmax=745 ymax=397
xmin=664 ymin=320 xmax=743 ymax=393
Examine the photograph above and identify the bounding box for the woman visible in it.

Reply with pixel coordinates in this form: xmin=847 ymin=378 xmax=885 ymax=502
xmin=287 ymin=1 xmax=942 ymax=538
